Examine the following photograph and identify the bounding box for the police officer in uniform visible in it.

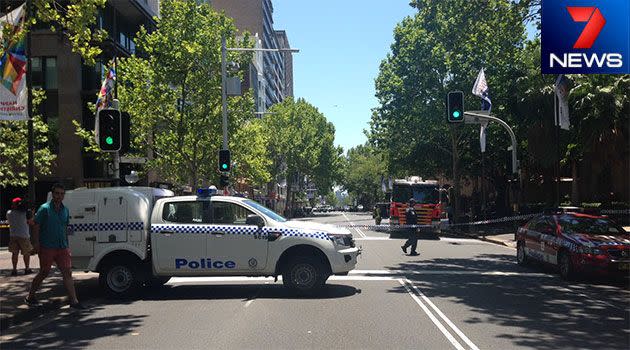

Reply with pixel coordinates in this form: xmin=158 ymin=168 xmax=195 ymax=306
xmin=401 ymin=198 xmax=419 ymax=256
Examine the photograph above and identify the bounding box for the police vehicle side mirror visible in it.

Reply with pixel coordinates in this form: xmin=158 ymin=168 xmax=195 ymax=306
xmin=246 ymin=215 xmax=265 ymax=228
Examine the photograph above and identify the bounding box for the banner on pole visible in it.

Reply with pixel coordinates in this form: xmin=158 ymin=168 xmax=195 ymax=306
xmin=0 ymin=4 xmax=28 ymax=121
xmin=554 ymin=75 xmax=570 ymax=130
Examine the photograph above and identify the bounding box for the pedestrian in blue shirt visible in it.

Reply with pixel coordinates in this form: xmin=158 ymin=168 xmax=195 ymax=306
xmin=25 ymin=183 xmax=85 ymax=309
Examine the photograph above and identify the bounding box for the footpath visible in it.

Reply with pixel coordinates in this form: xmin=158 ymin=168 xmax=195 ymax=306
xmin=0 ymin=248 xmax=100 ymax=332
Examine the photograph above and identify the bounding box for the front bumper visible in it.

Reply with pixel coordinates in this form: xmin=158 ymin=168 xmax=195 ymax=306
xmin=575 ymin=256 xmax=630 ymax=277
xmin=332 ymin=246 xmax=361 ymax=274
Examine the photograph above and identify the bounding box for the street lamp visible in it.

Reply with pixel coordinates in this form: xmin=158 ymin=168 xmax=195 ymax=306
xmin=220 ymin=35 xmax=299 ymax=151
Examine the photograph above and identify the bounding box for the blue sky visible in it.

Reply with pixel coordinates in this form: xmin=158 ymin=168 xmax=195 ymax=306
xmin=272 ymin=0 xmax=416 ymax=153
xmin=272 ymin=1 xmax=538 ymax=153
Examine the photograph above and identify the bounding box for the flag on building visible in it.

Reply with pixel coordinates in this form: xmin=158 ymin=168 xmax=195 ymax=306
xmin=0 ymin=3 xmax=28 ymax=121
xmin=554 ymin=74 xmax=570 ymax=130
xmin=96 ymin=63 xmax=116 ymax=111
xmin=472 ymin=68 xmax=492 ymax=152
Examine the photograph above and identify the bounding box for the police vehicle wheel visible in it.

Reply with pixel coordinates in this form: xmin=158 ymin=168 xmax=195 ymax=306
xmin=558 ymin=251 xmax=574 ymax=280
xmin=516 ymin=242 xmax=529 ymax=266
xmin=283 ymin=257 xmax=327 ymax=295
xmin=99 ymin=262 xmax=140 ymax=298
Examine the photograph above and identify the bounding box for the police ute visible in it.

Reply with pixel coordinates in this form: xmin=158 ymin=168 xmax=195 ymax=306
xmin=63 ymin=187 xmax=361 ymax=297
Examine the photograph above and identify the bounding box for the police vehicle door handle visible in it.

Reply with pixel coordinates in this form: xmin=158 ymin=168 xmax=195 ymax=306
xmin=160 ymin=230 xmax=175 ymax=235
xmin=85 ymin=236 xmax=96 ymax=241
xmin=211 ymin=231 xmax=225 ymax=236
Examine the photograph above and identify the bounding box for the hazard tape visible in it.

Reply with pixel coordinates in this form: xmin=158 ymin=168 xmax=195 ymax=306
xmin=335 ymin=212 xmax=539 ymax=231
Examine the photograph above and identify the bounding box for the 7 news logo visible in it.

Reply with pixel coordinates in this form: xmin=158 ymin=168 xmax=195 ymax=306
xmin=542 ymin=0 xmax=629 ymax=74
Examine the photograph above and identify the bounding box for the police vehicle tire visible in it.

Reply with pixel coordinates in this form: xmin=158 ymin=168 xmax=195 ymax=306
xmin=516 ymin=242 xmax=529 ymax=266
xmin=282 ymin=257 xmax=328 ymax=295
xmin=558 ymin=251 xmax=574 ymax=280
xmin=99 ymin=261 xmax=141 ymax=298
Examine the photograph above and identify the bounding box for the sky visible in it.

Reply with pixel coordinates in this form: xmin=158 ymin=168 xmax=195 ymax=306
xmin=272 ymin=0 xmax=416 ymax=153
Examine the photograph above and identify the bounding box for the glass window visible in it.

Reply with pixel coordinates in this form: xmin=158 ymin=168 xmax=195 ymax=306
xmin=244 ymin=199 xmax=287 ymax=222
xmin=31 ymin=57 xmax=43 ymax=89
xmin=162 ymin=201 xmax=210 ymax=224
xmin=558 ymin=215 xmax=625 ymax=236
xmin=212 ymin=201 xmax=257 ymax=225
xmin=45 ymin=58 xmax=57 ymax=89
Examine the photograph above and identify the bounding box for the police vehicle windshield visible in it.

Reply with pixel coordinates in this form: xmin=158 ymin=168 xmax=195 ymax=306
xmin=244 ymin=199 xmax=287 ymax=222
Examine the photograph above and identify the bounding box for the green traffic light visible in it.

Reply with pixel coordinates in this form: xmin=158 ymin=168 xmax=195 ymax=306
xmin=222 ymin=163 xmax=228 ymax=170
xmin=106 ymin=136 xmax=113 ymax=145
xmin=452 ymin=110 xmax=461 ymax=119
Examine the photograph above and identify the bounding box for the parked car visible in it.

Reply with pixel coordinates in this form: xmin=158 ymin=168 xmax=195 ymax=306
xmin=515 ymin=208 xmax=630 ymax=280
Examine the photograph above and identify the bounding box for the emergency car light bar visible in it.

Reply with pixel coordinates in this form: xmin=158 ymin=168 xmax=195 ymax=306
xmin=197 ymin=187 xmax=218 ymax=198
xmin=542 ymin=207 xmax=602 ymax=215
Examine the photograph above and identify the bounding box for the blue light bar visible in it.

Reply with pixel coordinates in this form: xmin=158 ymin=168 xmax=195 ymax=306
xmin=197 ymin=186 xmax=218 ymax=198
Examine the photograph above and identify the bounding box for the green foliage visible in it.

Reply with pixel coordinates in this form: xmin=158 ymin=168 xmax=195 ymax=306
xmin=341 ymin=144 xmax=387 ymax=207
xmin=115 ymin=0 xmax=266 ymax=189
xmin=1 ymin=0 xmax=107 ymax=66
xmin=263 ymin=98 xmax=341 ymax=197
xmin=0 ymin=89 xmax=56 ymax=187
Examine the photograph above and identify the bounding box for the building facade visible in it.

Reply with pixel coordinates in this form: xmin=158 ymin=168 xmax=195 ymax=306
xmin=0 ymin=0 xmax=158 ymax=210
xmin=210 ymin=0 xmax=292 ymax=110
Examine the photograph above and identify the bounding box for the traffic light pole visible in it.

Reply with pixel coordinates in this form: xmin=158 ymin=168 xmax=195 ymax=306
xmin=464 ymin=111 xmax=519 ymax=175
xmin=221 ymin=36 xmax=228 ymax=151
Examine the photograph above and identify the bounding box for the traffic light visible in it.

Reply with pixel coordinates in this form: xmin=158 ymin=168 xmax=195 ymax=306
xmin=447 ymin=91 xmax=465 ymax=123
xmin=219 ymin=174 xmax=229 ymax=188
xmin=218 ymin=149 xmax=231 ymax=172
xmin=96 ymin=108 xmax=121 ymax=151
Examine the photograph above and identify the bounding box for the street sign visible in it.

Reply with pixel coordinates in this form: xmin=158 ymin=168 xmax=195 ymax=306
xmin=120 ymin=157 xmax=147 ymax=164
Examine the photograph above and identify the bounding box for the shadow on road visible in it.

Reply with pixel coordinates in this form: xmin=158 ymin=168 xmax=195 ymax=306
xmin=384 ymin=253 xmax=630 ymax=350
xmin=139 ymin=283 xmax=361 ymax=302
xmin=3 ymin=309 xmax=147 ymax=350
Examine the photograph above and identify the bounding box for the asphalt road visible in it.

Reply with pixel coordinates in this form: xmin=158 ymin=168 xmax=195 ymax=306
xmin=2 ymin=212 xmax=629 ymax=350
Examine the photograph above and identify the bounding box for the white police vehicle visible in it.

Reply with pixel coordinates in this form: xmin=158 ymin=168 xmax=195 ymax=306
xmin=64 ymin=187 xmax=360 ymax=297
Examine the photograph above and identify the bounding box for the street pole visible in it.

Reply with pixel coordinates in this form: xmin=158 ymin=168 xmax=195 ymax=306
xmin=221 ymin=35 xmax=228 ymax=150
xmin=554 ymin=94 xmax=560 ymax=206
xmin=26 ymin=0 xmax=35 ymax=204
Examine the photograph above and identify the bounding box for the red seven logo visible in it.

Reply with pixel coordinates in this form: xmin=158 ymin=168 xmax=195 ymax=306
xmin=566 ymin=7 xmax=606 ymax=49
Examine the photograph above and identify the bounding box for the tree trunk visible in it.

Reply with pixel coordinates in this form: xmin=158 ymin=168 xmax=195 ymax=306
xmin=571 ymin=159 xmax=579 ymax=205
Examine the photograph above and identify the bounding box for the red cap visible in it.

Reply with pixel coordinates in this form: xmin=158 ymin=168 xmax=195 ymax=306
xmin=12 ymin=197 xmax=22 ymax=203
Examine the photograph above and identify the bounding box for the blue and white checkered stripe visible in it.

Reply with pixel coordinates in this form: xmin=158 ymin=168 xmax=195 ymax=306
xmin=151 ymin=224 xmax=332 ymax=241
xmin=70 ymin=222 xmax=144 ymax=232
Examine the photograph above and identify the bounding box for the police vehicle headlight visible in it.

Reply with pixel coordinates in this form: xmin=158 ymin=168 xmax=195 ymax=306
xmin=328 ymin=234 xmax=354 ymax=247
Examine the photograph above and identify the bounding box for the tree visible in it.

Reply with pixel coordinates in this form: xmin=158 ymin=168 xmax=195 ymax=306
xmin=107 ymin=0 xmax=267 ymax=189
xmin=263 ymin=98 xmax=340 ymax=214
xmin=0 ymin=89 xmax=55 ymax=187
xmin=369 ymin=0 xmax=530 ymax=220
xmin=341 ymin=144 xmax=387 ymax=209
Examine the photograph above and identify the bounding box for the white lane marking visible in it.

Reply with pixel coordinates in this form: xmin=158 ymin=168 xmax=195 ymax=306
xmin=408 ymin=281 xmax=480 ymax=350
xmin=399 ymin=278 xmax=466 ymax=350
xmin=167 ymin=269 xmax=554 ymax=284
xmin=341 ymin=212 xmax=366 ymax=238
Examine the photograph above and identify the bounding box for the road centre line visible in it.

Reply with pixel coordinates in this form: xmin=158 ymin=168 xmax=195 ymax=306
xmin=406 ymin=279 xmax=480 ymax=350
xmin=341 ymin=212 xmax=367 ymax=238
xmin=399 ymin=278 xmax=467 ymax=350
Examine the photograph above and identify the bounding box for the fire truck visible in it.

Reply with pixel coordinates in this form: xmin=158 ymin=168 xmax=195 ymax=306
xmin=389 ymin=177 xmax=448 ymax=232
